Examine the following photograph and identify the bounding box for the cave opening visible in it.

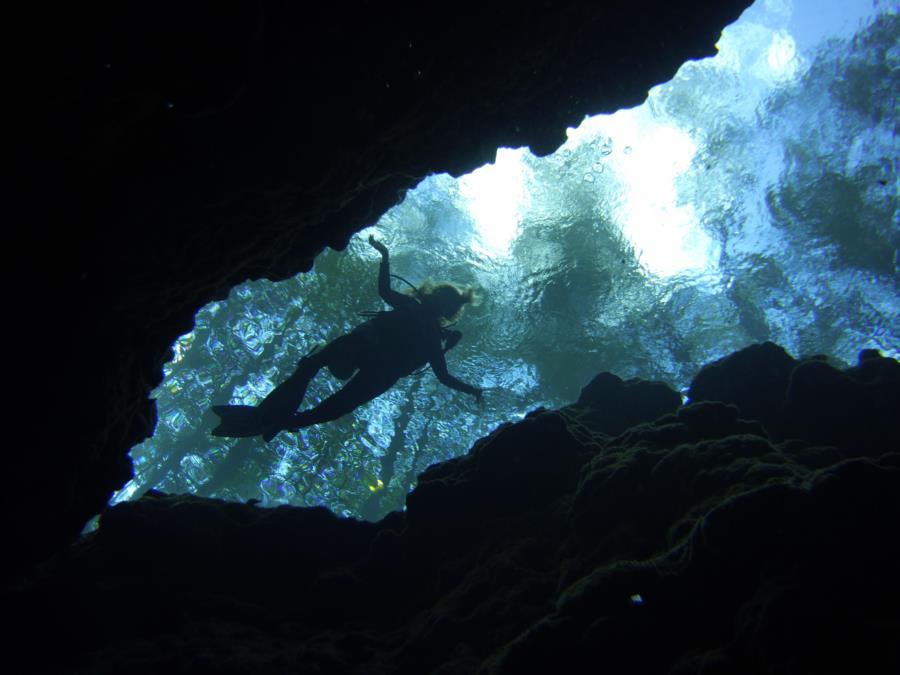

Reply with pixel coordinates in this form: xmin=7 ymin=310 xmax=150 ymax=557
xmin=115 ymin=0 xmax=898 ymax=522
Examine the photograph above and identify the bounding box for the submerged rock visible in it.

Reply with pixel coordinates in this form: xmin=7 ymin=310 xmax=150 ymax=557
xmin=687 ymin=341 xmax=797 ymax=435
xmin=6 ymin=343 xmax=898 ymax=673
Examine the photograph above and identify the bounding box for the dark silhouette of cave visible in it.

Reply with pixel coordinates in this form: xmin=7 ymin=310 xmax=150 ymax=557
xmin=8 ymin=1 xmax=899 ymax=672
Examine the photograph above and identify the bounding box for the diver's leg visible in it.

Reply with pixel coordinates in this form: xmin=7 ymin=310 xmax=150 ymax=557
xmin=287 ymin=370 xmax=397 ymax=430
xmin=256 ymin=342 xmax=331 ymax=423
xmin=327 ymin=355 xmax=358 ymax=380
xmin=257 ymin=334 xmax=366 ymax=440
xmin=257 ymin=357 xmax=320 ymax=421
xmin=259 ymin=333 xmax=360 ymax=410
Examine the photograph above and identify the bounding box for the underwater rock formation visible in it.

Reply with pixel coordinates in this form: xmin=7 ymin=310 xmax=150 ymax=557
xmin=7 ymin=343 xmax=898 ymax=673
xmin=9 ymin=0 xmax=753 ymax=579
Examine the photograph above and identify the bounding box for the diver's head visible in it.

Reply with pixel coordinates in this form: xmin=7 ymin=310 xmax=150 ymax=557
xmin=416 ymin=281 xmax=482 ymax=325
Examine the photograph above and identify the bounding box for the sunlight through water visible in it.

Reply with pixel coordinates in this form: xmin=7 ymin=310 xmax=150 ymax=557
xmin=112 ymin=0 xmax=899 ymax=523
xmin=459 ymin=147 xmax=530 ymax=257
xmin=564 ymin=109 xmax=714 ymax=278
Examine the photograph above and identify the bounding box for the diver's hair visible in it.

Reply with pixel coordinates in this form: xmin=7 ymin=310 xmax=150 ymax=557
xmin=406 ymin=279 xmax=484 ymax=325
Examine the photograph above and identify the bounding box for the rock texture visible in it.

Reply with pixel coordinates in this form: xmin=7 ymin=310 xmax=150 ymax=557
xmin=7 ymin=345 xmax=899 ymax=673
xmin=10 ymin=0 xmax=752 ymax=577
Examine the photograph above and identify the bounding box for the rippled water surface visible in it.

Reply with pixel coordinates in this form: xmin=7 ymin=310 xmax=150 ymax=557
xmin=118 ymin=0 xmax=899 ymax=520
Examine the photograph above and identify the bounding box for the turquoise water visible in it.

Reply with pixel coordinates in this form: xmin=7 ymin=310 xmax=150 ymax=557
xmin=117 ymin=0 xmax=899 ymax=520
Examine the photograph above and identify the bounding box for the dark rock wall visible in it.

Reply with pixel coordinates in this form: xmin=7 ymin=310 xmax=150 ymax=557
xmin=10 ymin=0 xmax=752 ymax=577
xmin=7 ymin=345 xmax=899 ymax=673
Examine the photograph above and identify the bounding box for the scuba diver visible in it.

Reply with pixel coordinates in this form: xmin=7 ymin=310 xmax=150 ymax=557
xmin=211 ymin=235 xmax=483 ymax=441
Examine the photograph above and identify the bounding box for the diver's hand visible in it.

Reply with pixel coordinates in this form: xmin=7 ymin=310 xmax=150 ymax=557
xmin=368 ymin=235 xmax=388 ymax=255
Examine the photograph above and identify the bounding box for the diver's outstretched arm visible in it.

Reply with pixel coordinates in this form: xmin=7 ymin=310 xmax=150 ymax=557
xmin=368 ymin=235 xmax=412 ymax=309
xmin=429 ymin=350 xmax=482 ymax=401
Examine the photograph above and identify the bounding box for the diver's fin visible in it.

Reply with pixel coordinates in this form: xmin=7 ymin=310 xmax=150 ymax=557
xmin=210 ymin=405 xmax=265 ymax=438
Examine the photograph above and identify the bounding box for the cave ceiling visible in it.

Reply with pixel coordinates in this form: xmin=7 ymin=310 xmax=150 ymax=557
xmin=9 ymin=0 xmax=752 ymax=575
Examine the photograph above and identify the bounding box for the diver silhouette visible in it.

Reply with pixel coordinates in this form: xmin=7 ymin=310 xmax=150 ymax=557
xmin=211 ymin=235 xmax=483 ymax=441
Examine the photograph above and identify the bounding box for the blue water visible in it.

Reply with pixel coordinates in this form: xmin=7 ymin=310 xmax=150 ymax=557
xmin=116 ymin=0 xmax=899 ymax=520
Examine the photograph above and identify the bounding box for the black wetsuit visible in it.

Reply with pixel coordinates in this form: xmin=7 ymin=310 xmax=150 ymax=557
xmin=285 ymin=300 xmax=470 ymax=431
